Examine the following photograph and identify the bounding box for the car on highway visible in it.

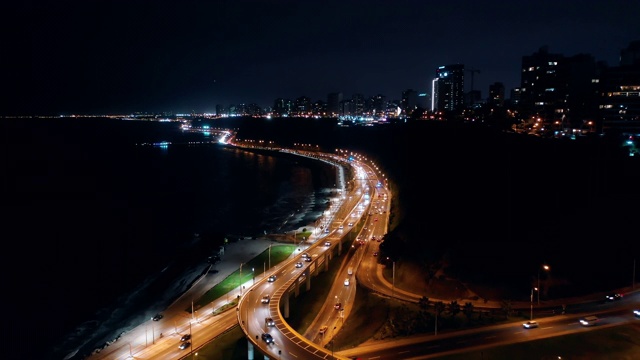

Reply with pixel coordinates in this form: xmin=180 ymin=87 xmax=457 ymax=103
xmin=373 ymin=251 xmax=378 ymax=256
xmin=265 ymin=317 xmax=275 ymax=327
xmin=261 ymin=333 xmax=274 ymax=344
xmin=319 ymin=325 xmax=328 ymax=335
xmin=179 ymin=341 xmax=190 ymax=350
xmin=295 ymin=262 xmax=303 ymax=268
xmin=180 ymin=333 xmax=191 ymax=342
xmin=580 ymin=315 xmax=599 ymax=326
xmin=344 ymin=278 xmax=350 ymax=286
xmin=325 ymin=241 xmax=331 ymax=246
xmin=605 ymin=293 xmax=623 ymax=301
xmin=261 ymin=295 xmax=270 ymax=304
xmin=152 ymin=314 xmax=163 ymax=321
xmin=334 ymin=302 xmax=342 ymax=310
xmin=268 ymin=275 xmax=276 ymax=282
xmin=634 ymin=309 xmax=640 ymax=318
xmin=522 ymin=321 xmax=538 ymax=329
xmin=305 ymin=256 xmax=312 ymax=262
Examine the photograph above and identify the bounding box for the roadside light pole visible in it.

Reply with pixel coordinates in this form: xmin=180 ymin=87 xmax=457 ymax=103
xmin=538 ymin=264 xmax=550 ymax=305
xmin=239 ymin=263 xmax=243 ymax=296
xmin=189 ymin=321 xmax=193 ymax=355
xmin=268 ymin=244 xmax=271 ymax=272
xmin=392 ymin=261 xmax=395 ymax=299
xmin=530 ymin=287 xmax=537 ymax=320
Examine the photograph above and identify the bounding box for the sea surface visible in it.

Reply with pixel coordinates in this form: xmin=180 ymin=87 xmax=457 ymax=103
xmin=3 ymin=117 xmax=339 ymax=360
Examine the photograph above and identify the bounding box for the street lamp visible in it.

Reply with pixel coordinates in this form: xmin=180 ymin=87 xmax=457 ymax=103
xmin=239 ymin=263 xmax=243 ymax=296
xmin=538 ymin=264 xmax=550 ymax=305
xmin=392 ymin=261 xmax=395 ymax=299
xmin=530 ymin=287 xmax=538 ymax=320
xmin=268 ymin=244 xmax=271 ymax=271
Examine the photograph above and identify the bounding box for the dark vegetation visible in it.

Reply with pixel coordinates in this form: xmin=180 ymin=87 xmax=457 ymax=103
xmin=212 ymin=117 xmax=640 ymax=302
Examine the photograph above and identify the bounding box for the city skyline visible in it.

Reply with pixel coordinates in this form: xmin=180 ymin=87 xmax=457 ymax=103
xmin=7 ymin=0 xmax=640 ymax=115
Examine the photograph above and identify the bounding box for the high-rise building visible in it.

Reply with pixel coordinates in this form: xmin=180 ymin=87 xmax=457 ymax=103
xmin=294 ymin=96 xmax=312 ymax=116
xmin=401 ymin=89 xmax=418 ymax=115
xmin=215 ymin=104 xmax=227 ymax=117
xmin=600 ymin=40 xmax=640 ymax=134
xmin=520 ymin=46 xmax=601 ymax=131
xmin=433 ymin=64 xmax=465 ymax=112
xmin=365 ymin=94 xmax=386 ymax=117
xmin=620 ymin=40 xmax=640 ymax=66
xmin=510 ymin=88 xmax=522 ymax=106
xmin=352 ymin=93 xmax=365 ymax=116
xmin=488 ymin=82 xmax=505 ymax=107
xmin=519 ymin=46 xmax=566 ymax=122
xmin=273 ymin=98 xmax=293 ymax=117
xmin=327 ymin=92 xmax=343 ymax=116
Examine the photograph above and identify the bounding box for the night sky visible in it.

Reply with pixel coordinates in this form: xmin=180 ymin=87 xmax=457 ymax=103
xmin=7 ymin=0 xmax=640 ymax=115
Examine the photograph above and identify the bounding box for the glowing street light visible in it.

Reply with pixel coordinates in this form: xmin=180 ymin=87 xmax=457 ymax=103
xmin=538 ymin=264 xmax=550 ymax=305
xmin=530 ymin=287 xmax=538 ymax=320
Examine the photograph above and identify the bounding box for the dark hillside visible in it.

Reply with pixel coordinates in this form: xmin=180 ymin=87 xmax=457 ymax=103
xmin=209 ymin=117 xmax=640 ymax=299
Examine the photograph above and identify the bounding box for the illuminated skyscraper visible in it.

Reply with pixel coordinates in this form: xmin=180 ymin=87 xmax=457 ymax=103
xmin=433 ymin=64 xmax=465 ymax=112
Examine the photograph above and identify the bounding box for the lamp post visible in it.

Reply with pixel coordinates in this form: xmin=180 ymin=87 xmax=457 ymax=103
xmin=239 ymin=263 xmax=243 ymax=296
xmin=189 ymin=320 xmax=193 ymax=355
xmin=530 ymin=287 xmax=537 ymax=320
xmin=268 ymin=244 xmax=271 ymax=272
xmin=392 ymin=261 xmax=395 ymax=299
xmin=538 ymin=264 xmax=550 ymax=305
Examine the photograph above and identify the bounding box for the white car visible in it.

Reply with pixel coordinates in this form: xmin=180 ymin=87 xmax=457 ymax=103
xmin=344 ymin=278 xmax=350 ymax=286
xmin=634 ymin=309 xmax=640 ymax=318
xmin=522 ymin=321 xmax=538 ymax=329
xmin=580 ymin=315 xmax=599 ymax=326
xmin=261 ymin=295 xmax=270 ymax=304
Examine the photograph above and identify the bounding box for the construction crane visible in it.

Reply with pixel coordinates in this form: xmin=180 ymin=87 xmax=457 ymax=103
xmin=466 ymin=67 xmax=481 ymax=92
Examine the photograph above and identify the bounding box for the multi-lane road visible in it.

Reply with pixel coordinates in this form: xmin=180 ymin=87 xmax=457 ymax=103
xmin=237 ymin=153 xmax=383 ymax=359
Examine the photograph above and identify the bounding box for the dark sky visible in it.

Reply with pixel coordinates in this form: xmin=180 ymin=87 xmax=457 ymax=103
xmin=6 ymin=0 xmax=640 ymax=115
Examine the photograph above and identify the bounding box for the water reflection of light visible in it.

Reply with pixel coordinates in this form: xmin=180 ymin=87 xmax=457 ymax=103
xmin=153 ymin=141 xmax=170 ymax=148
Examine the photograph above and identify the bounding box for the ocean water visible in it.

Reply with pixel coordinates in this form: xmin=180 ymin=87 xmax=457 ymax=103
xmin=2 ymin=118 xmax=338 ymax=360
